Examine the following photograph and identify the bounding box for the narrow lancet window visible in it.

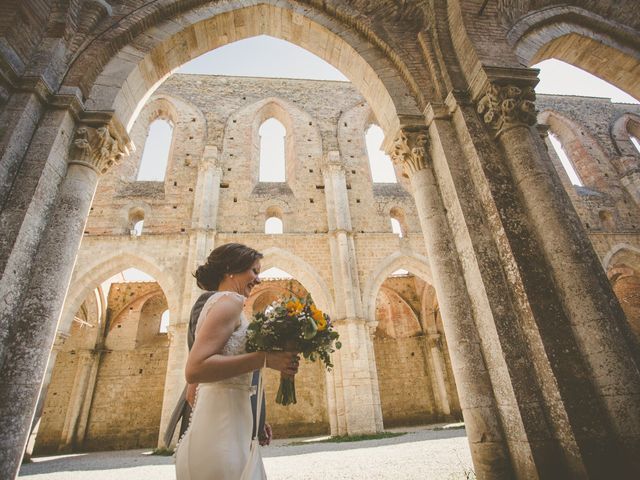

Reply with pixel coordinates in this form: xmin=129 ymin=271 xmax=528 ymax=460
xmin=265 ymin=217 xmax=283 ymax=234
xmin=259 ymin=118 xmax=286 ymax=182
xmin=137 ymin=119 xmax=173 ymax=181
xmin=390 ymin=218 xmax=403 ymax=237
xmin=549 ymin=133 xmax=583 ymax=186
xmin=132 ymin=220 xmax=144 ymax=236
xmin=365 ymin=124 xmax=396 ymax=183
xmin=159 ymin=310 xmax=170 ymax=333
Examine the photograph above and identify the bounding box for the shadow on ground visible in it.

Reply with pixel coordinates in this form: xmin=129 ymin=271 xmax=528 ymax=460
xmin=19 ymin=426 xmax=467 ymax=475
xmin=267 ymin=427 xmax=467 ymax=457
xmin=20 ymin=450 xmax=173 ymax=475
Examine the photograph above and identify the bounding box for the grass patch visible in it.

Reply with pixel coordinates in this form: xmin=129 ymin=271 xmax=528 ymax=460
xmin=151 ymin=447 xmax=175 ymax=456
xmin=289 ymin=431 xmax=406 ymax=445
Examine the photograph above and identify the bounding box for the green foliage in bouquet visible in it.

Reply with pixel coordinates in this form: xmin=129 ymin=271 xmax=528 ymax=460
xmin=246 ymin=294 xmax=341 ymax=405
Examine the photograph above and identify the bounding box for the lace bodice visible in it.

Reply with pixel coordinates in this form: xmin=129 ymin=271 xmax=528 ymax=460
xmin=196 ymin=291 xmax=252 ymax=388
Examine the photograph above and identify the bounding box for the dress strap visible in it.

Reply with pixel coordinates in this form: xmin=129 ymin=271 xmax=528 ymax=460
xmin=195 ymin=291 xmax=245 ymax=335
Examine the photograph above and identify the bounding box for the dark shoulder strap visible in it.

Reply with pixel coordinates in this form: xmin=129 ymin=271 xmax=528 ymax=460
xmin=188 ymin=291 xmax=216 ymax=350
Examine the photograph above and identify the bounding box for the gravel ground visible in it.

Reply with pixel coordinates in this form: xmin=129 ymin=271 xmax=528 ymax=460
xmin=19 ymin=425 xmax=474 ymax=480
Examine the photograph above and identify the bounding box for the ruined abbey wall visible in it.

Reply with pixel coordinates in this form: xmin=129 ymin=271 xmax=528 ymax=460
xmin=31 ymin=74 xmax=640 ymax=451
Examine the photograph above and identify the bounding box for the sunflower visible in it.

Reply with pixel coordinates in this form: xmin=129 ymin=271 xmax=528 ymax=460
xmin=286 ymin=300 xmax=304 ymax=315
xmin=310 ymin=304 xmax=327 ymax=331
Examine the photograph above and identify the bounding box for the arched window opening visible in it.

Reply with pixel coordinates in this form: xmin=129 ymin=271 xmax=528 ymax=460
xmin=549 ymin=133 xmax=583 ymax=186
xmin=159 ymin=310 xmax=170 ymax=333
xmin=128 ymin=208 xmax=145 ymax=237
xmin=390 ymin=218 xmax=403 ymax=237
xmin=259 ymin=118 xmax=286 ymax=182
xmin=137 ymin=119 xmax=173 ymax=181
xmin=391 ymin=269 xmax=409 ymax=276
xmin=365 ymin=124 xmax=396 ymax=183
xmin=631 ymin=136 xmax=640 ymax=155
xmin=132 ymin=220 xmax=144 ymax=236
xmin=390 ymin=207 xmax=407 ymax=237
xmin=599 ymin=210 xmax=615 ymax=230
xmin=260 ymin=267 xmax=293 ymax=279
xmin=265 ymin=217 xmax=283 ymax=234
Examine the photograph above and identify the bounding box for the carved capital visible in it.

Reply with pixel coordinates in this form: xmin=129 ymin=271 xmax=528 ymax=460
xmin=476 ymin=83 xmax=537 ymax=136
xmin=389 ymin=128 xmax=430 ymax=177
xmin=322 ymin=150 xmax=345 ymax=175
xmin=69 ymin=125 xmax=129 ymax=174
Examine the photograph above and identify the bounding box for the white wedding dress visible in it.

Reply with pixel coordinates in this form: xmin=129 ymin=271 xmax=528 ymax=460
xmin=175 ymin=291 xmax=267 ymax=480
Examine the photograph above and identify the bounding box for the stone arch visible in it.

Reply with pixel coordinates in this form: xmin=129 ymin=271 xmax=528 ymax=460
xmin=128 ymin=96 xmax=178 ymax=181
xmin=362 ymin=251 xmax=432 ymax=324
xmin=375 ymin=286 xmax=422 ymax=338
xmin=389 ymin=206 xmax=408 ymax=236
xmin=61 ymin=252 xmax=179 ymax=337
xmin=260 ymin=247 xmax=334 ymax=315
xmin=220 ymin=96 xmax=322 ymax=189
xmin=603 ymin=243 xmax=640 ymax=271
xmin=603 ymin=246 xmax=640 ymax=340
xmin=337 ymin=103 xmax=408 ymax=189
xmin=135 ymin=290 xmax=170 ymax=345
xmin=538 ymin=109 xmax=612 ymax=190
xmin=505 ymin=5 xmax=640 ymax=99
xmin=245 ymin=97 xmax=320 ymax=185
xmin=612 ymin=113 xmax=640 ymax=157
xmin=246 ymin=283 xmax=294 ymax=315
xmin=72 ymin=3 xmax=422 ymax=136
xmin=123 ymin=93 xmax=206 ymax=181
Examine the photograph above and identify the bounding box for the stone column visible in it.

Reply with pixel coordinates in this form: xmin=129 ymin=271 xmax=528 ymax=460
xmin=158 ymin=145 xmax=220 ymax=446
xmin=0 ymin=122 xmax=129 ymax=480
xmin=425 ymin=333 xmax=451 ymax=417
xmin=73 ymin=350 xmax=101 ymax=449
xmin=389 ymin=127 xmax=513 ymax=478
xmin=58 ymin=350 xmax=97 ymax=451
xmin=322 ymin=151 xmax=383 ymax=435
xmin=475 ymin=80 xmax=640 ymax=477
xmin=23 ymin=331 xmax=69 ymax=460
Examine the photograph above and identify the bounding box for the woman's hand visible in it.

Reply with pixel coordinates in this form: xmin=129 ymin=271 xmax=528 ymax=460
xmin=259 ymin=423 xmax=273 ymax=446
xmin=265 ymin=351 xmax=299 ymax=376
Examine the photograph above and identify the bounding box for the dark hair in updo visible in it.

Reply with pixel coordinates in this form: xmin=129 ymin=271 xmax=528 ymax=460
xmin=194 ymin=243 xmax=263 ymax=291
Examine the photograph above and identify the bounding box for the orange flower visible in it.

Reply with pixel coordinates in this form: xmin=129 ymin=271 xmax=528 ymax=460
xmin=286 ymin=300 xmax=303 ymax=315
xmin=310 ymin=304 xmax=327 ymax=331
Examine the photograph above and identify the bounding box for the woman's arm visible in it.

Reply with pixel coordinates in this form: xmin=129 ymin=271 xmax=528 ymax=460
xmin=185 ymin=296 xmax=298 ymax=384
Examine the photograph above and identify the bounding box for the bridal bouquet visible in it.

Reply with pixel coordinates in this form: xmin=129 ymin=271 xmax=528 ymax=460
xmin=246 ymin=295 xmax=341 ymax=405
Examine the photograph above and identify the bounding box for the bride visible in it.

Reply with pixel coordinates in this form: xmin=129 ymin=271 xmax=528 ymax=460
xmin=175 ymin=243 xmax=299 ymax=480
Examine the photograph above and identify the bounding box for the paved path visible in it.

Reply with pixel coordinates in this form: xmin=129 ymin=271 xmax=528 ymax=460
xmin=19 ymin=425 xmax=474 ymax=480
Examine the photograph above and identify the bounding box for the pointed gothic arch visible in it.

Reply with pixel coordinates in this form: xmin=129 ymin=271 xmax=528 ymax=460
xmin=260 ymin=247 xmax=334 ymax=315
xmin=362 ymin=251 xmax=433 ymax=324
xmin=612 ymin=113 xmax=640 ymax=157
xmin=504 ymin=5 xmax=640 ymax=99
xmin=61 ymin=252 xmax=179 ymax=337
xmin=72 ymin=4 xmax=422 ymax=138
xmin=539 ymin=109 xmax=612 ymax=190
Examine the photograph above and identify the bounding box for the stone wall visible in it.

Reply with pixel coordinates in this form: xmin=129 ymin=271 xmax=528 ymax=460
xmin=82 ymin=346 xmax=169 ymax=451
xmin=35 ymin=283 xmax=169 ymax=453
xmin=37 ymin=74 xmax=640 ymax=451
xmin=374 ymin=336 xmax=437 ymax=426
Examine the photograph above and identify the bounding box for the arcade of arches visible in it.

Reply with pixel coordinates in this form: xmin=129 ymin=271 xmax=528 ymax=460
xmin=1 ymin=2 xmax=640 ymax=479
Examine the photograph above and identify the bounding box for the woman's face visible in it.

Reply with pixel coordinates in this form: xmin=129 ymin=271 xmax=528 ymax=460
xmin=232 ymin=259 xmax=261 ymax=297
